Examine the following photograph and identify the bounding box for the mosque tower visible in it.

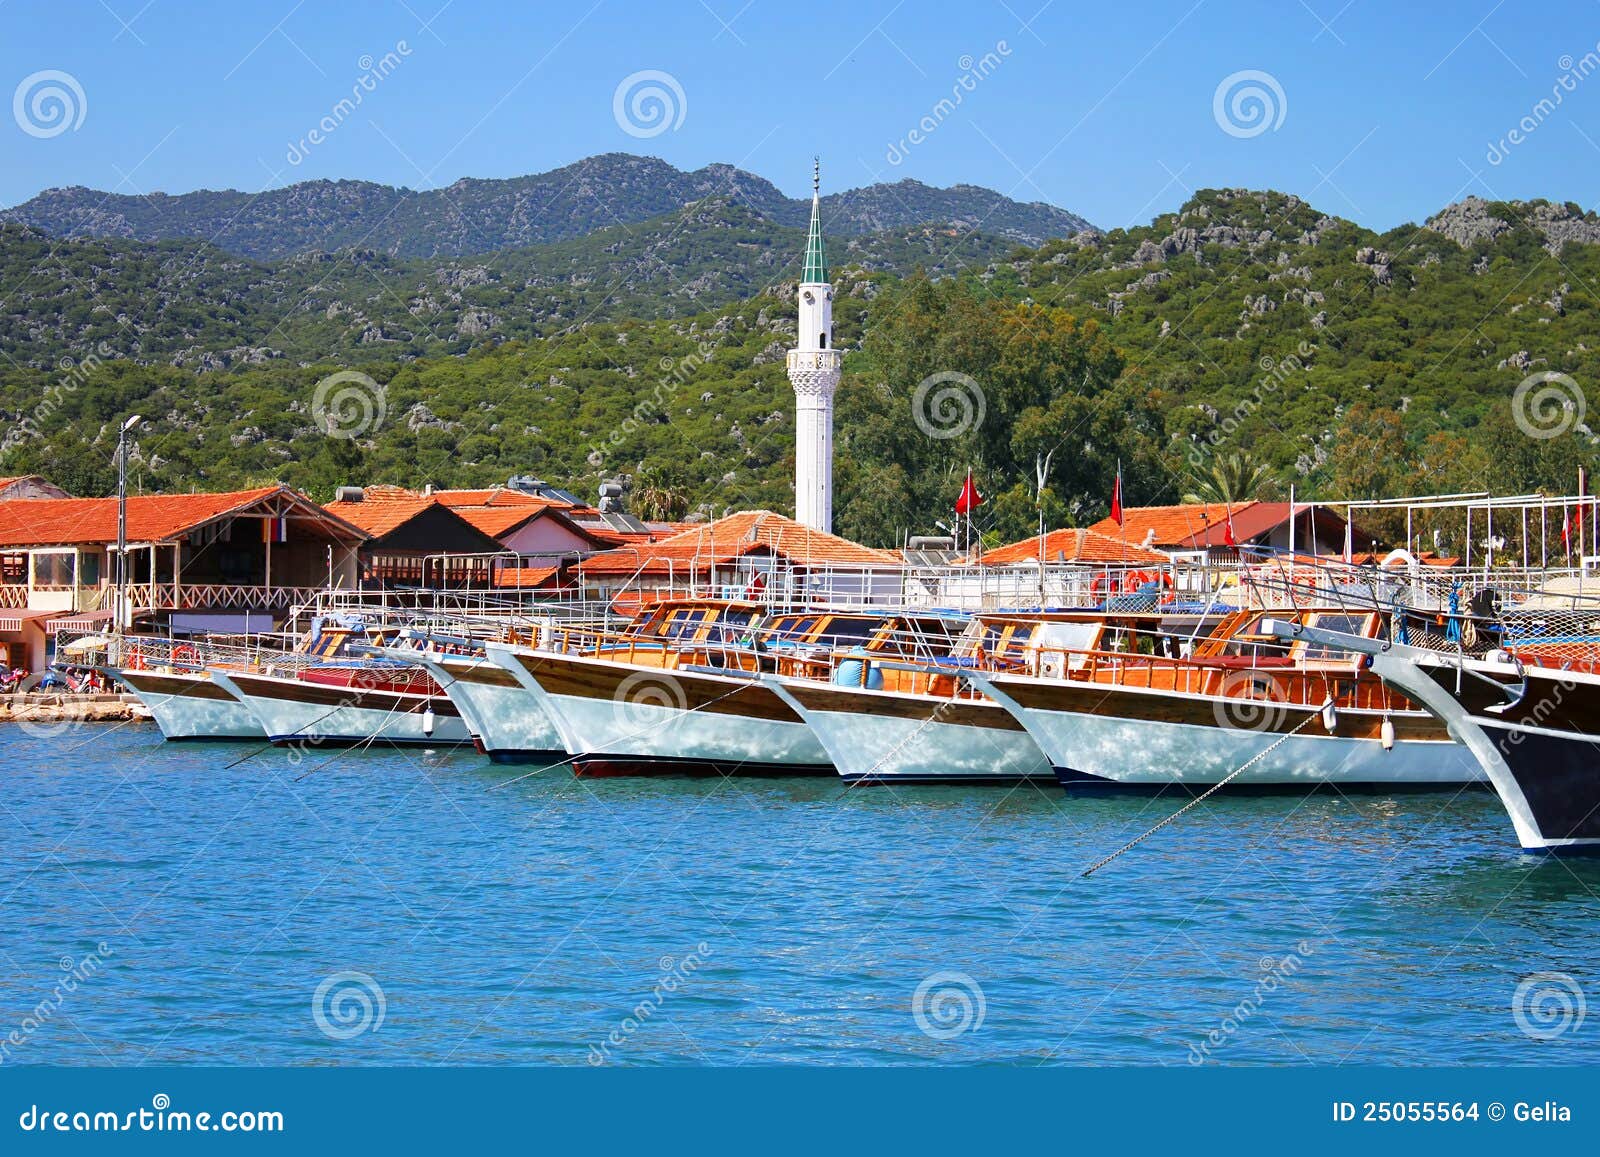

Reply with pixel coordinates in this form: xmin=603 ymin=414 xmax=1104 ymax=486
xmin=786 ymin=158 xmax=841 ymax=533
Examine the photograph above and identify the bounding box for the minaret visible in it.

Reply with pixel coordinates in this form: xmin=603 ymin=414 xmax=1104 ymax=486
xmin=787 ymin=158 xmax=841 ymax=533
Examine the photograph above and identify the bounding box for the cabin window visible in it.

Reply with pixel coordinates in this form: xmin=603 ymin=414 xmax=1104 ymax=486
xmin=819 ymin=617 xmax=877 ymax=647
xmin=1298 ymin=613 xmax=1374 ymax=661
xmin=1032 ymin=621 xmax=1101 ymax=657
xmin=661 ymin=609 xmax=710 ymax=640
xmin=771 ymin=615 xmax=821 ymax=641
xmin=708 ymin=611 xmax=755 ymax=644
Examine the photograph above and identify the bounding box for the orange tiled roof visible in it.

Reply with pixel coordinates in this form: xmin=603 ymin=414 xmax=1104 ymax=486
xmin=323 ymin=488 xmax=437 ymax=537
xmin=432 ymin=487 xmax=573 ymax=510
xmin=0 ymin=486 xmax=331 ymax=547
xmin=491 ymin=565 xmax=563 ymax=588
xmin=452 ymin=505 xmax=545 ymax=538
xmin=981 ymin=528 xmax=1173 ymax=566
xmin=1085 ymin=501 xmax=1274 ymax=549
xmin=578 ymin=511 xmax=899 ymax=575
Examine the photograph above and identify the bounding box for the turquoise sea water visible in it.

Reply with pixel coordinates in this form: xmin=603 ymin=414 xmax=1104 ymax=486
xmin=1 ymin=723 xmax=1596 ymax=1066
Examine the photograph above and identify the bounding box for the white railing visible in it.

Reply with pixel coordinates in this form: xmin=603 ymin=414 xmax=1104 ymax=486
xmin=125 ymin=584 xmax=330 ymax=611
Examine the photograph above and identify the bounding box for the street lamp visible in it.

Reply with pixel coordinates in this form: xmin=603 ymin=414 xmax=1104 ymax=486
xmin=115 ymin=414 xmax=142 ymax=633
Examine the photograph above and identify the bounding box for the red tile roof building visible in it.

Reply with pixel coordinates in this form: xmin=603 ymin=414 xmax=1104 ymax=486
xmin=1084 ymin=501 xmax=1362 ymax=556
xmin=0 ymin=485 xmax=366 ymax=629
xmin=981 ymin=528 xmax=1172 ymax=567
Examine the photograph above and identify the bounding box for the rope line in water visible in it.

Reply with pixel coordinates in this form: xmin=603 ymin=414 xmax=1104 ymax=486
xmin=1079 ymin=708 xmax=1323 ymax=878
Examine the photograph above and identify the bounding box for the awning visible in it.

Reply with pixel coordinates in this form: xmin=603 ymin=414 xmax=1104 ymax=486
xmin=60 ymin=634 xmax=112 ymax=654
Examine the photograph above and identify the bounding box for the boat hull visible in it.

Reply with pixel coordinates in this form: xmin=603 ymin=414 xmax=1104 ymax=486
xmin=485 ymin=644 xmax=832 ymax=776
xmin=111 ymin=668 xmax=264 ymax=740
xmin=973 ymin=675 xmax=1482 ymax=790
xmin=412 ymin=653 xmax=564 ymax=763
xmin=766 ymin=677 xmax=1053 ymax=785
xmin=208 ymin=669 xmax=471 ymax=748
xmin=1384 ymin=655 xmax=1600 ymax=852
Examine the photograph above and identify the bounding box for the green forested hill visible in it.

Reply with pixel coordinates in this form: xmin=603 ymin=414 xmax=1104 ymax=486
xmin=0 ymin=201 xmax=1022 ymax=368
xmin=2 ymin=187 xmax=1598 ymax=548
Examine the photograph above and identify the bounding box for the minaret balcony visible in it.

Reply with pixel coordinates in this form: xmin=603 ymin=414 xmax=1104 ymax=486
xmin=786 ymin=348 xmax=842 ymax=374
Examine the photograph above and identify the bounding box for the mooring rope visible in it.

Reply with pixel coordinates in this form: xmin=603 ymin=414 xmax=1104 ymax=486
xmin=1079 ymin=707 xmax=1323 ymax=878
xmin=292 ymin=690 xmax=412 ymax=783
xmin=851 ymin=692 xmax=963 ymax=784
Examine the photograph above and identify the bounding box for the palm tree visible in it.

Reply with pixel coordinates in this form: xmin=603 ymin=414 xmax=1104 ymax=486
xmin=1183 ymin=451 xmax=1276 ymax=505
xmin=630 ymin=467 xmax=692 ymax=521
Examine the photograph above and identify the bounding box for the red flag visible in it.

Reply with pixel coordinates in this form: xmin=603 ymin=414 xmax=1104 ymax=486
xmin=955 ymin=470 xmax=983 ymax=515
xmin=1110 ymin=471 xmax=1124 ymax=528
xmin=1223 ymin=505 xmax=1237 ymax=547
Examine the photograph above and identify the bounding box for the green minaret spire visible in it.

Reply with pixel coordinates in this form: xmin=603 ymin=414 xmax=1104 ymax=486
xmin=802 ymin=157 xmax=828 ymax=284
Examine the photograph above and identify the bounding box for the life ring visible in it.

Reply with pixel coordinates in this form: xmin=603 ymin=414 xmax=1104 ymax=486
xmin=172 ymin=644 xmax=199 ymax=667
xmin=1091 ymin=574 xmax=1111 ymax=595
xmin=1124 ymin=570 xmax=1154 ymax=592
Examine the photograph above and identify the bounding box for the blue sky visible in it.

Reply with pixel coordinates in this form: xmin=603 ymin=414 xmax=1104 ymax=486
xmin=2 ymin=0 xmax=1597 ymax=230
